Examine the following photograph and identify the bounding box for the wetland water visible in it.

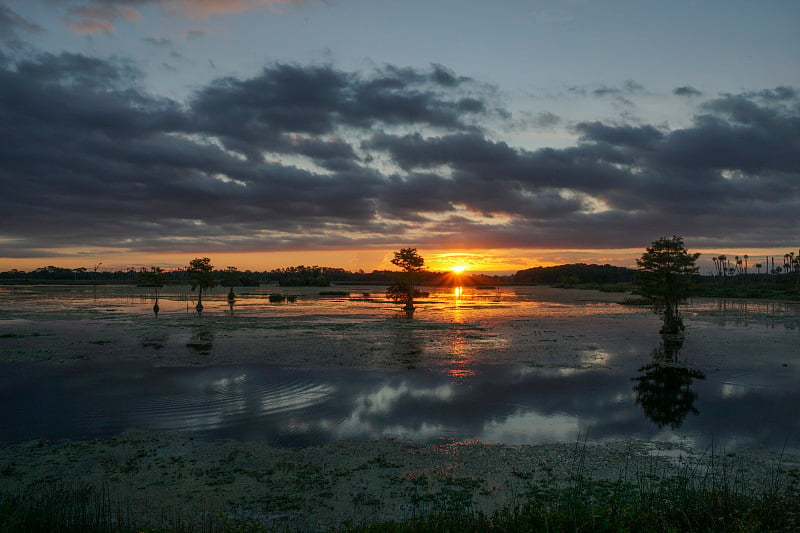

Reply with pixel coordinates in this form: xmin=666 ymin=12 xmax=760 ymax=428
xmin=1 ymin=285 xmax=798 ymax=452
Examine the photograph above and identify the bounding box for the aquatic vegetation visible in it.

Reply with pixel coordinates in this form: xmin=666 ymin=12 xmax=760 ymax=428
xmin=1 ymin=443 xmax=798 ymax=532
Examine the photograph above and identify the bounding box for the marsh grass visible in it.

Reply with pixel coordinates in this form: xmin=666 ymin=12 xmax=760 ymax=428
xmin=1 ymin=447 xmax=798 ymax=533
xmin=0 ymin=481 xmax=128 ymax=533
xmin=0 ymin=481 xmax=233 ymax=533
xmin=619 ymin=296 xmax=653 ymax=306
xmin=354 ymin=444 xmax=800 ymax=533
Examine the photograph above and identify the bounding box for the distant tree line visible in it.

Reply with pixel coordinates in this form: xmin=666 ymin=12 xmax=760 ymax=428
xmin=699 ymin=251 xmax=800 ymax=289
xmin=512 ymin=263 xmax=636 ymax=285
xmin=0 ymin=264 xmax=401 ymax=285
xmin=3 ymin=253 xmax=797 ymax=290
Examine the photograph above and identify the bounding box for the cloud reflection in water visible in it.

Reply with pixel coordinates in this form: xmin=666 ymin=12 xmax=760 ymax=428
xmin=1 ymin=344 xmax=797 ymax=452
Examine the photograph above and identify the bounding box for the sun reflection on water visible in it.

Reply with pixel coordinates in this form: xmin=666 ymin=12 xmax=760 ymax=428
xmin=446 ymin=287 xmax=474 ymax=381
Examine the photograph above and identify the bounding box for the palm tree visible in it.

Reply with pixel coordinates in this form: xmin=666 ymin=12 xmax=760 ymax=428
xmin=794 ymin=252 xmax=800 ymax=288
xmin=754 ymin=263 xmax=762 ymax=276
xmin=743 ymin=254 xmax=749 ymax=287
xmin=718 ymin=255 xmax=727 ymax=285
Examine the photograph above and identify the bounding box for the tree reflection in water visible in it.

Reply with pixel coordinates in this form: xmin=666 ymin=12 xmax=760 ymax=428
xmin=391 ymin=322 xmax=424 ymax=369
xmin=632 ymin=335 xmax=706 ymax=429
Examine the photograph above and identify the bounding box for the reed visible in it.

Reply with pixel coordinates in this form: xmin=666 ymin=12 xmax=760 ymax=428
xmin=2 ymin=446 xmax=797 ymax=532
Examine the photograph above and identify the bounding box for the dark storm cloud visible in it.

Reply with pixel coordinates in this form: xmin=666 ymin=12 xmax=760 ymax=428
xmin=748 ymin=86 xmax=797 ymax=102
xmin=575 ymin=122 xmax=664 ymax=150
xmin=673 ymin=85 xmax=702 ymax=97
xmin=0 ymin=50 xmax=798 ymax=258
xmin=189 ymin=63 xmax=487 ymax=159
xmin=366 ymin=132 xmax=630 ymax=193
xmin=430 ymin=63 xmax=460 ymax=87
xmin=12 ymin=50 xmax=142 ymax=89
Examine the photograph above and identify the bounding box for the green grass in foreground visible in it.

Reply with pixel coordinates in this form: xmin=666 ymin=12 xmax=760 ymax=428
xmin=2 ymin=467 xmax=799 ymax=533
xmin=352 ymin=475 xmax=800 ymax=533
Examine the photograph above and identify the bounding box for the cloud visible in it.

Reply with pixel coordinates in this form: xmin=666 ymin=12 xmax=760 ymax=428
xmin=746 ymin=86 xmax=797 ymax=102
xmin=50 ymin=0 xmax=314 ymax=33
xmin=170 ymin=0 xmax=314 ymax=19
xmin=182 ymin=27 xmax=211 ymax=39
xmin=0 ymin=52 xmax=798 ymax=259
xmin=0 ymin=3 xmax=43 ymax=39
xmin=673 ymin=85 xmax=702 ymax=97
xmin=532 ymin=111 xmax=561 ymax=128
xmin=144 ymin=36 xmax=174 ymax=47
xmin=593 ymin=80 xmax=645 ymax=98
xmin=189 ymin=63 xmax=488 ymax=159
xmin=34 ymin=0 xmax=313 ymax=35
xmin=63 ymin=4 xmax=141 ymax=34
xmin=575 ymin=122 xmax=664 ymax=150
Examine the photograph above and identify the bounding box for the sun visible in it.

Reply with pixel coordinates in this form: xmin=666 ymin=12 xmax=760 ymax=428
xmin=451 ymin=265 xmax=468 ymax=274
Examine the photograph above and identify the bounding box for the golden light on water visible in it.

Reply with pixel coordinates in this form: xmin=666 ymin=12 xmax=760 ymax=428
xmin=446 ymin=297 xmax=473 ymax=381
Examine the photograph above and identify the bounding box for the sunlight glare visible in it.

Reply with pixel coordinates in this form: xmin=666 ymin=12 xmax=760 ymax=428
xmin=451 ymin=265 xmax=468 ymax=274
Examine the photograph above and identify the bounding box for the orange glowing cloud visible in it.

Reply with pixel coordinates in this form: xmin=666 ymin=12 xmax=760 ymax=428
xmin=67 ymin=18 xmax=115 ymax=34
xmin=174 ymin=0 xmax=314 ymax=19
xmin=63 ymin=0 xmax=310 ymax=34
xmin=65 ymin=5 xmax=141 ymax=34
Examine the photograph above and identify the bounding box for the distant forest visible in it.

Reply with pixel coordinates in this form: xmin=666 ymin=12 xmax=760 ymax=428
xmin=0 ymin=263 xmax=637 ymax=287
xmin=2 ymin=260 xmax=798 ymax=293
xmin=512 ymin=263 xmax=634 ymax=285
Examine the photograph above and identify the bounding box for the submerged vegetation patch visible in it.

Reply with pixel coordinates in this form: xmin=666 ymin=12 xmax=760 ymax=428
xmin=1 ymin=443 xmax=798 ymax=533
xmin=0 ymin=332 xmax=51 ymax=339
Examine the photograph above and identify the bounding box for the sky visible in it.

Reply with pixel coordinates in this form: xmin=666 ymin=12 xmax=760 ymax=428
xmin=0 ymin=0 xmax=798 ymax=274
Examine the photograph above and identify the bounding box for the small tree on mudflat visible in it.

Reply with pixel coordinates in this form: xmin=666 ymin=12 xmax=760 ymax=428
xmin=636 ymin=236 xmax=700 ymax=335
xmin=138 ymin=266 xmax=168 ymax=314
xmin=223 ymin=266 xmax=241 ymax=301
xmin=188 ymin=257 xmax=217 ymax=311
xmin=387 ymin=248 xmax=425 ymax=318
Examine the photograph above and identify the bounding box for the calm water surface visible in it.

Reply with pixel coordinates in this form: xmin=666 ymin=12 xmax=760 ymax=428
xmin=0 ymin=285 xmax=798 ymax=451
